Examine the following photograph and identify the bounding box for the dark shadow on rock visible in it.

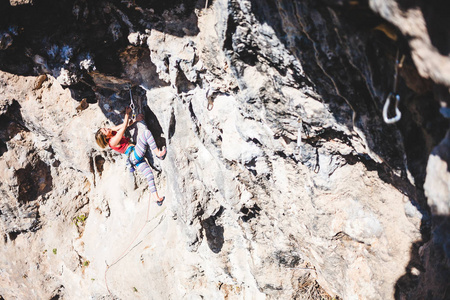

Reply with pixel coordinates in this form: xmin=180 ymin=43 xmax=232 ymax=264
xmin=175 ymin=64 xmax=196 ymax=93
xmin=142 ymin=104 xmax=167 ymax=150
xmin=136 ymin=0 xmax=211 ymax=12
xmin=245 ymin=1 xmax=447 ymax=231
xmin=0 ymin=0 xmax=80 ymax=76
xmin=167 ymin=107 xmax=176 ymax=142
xmin=275 ymin=250 xmax=302 ymax=268
xmin=15 ymin=157 xmax=53 ymax=203
xmin=49 ymin=285 xmax=65 ymax=300
xmin=0 ymin=0 xmax=201 ymax=73
xmin=395 ymin=215 xmax=450 ymax=300
xmin=201 ymin=206 xmax=225 ymax=253
xmin=240 ymin=203 xmax=261 ymax=222
xmin=422 ymin=2 xmax=450 ymax=56
xmin=0 ymin=0 xmax=201 ymax=156
xmin=94 ymin=155 xmax=106 ymax=175
xmin=397 ymin=92 xmax=449 ymax=184
xmin=0 ymin=139 xmax=7 ymax=157
xmin=0 ymin=100 xmax=29 ymax=156
xmin=68 ymin=81 xmax=97 ymax=103
xmin=394 ymin=240 xmax=425 ymax=299
xmin=6 ymin=216 xmax=41 ymax=241
xmin=119 ymin=46 xmax=169 ymax=90
xmin=247 ymin=0 xmax=414 ymax=172
xmin=245 ymin=0 xmax=445 ymax=224
xmin=134 ymin=0 xmax=201 ymax=37
xmin=397 ymin=0 xmax=450 ymax=56
xmin=394 ymin=121 xmax=450 ymax=298
xmin=429 ymin=124 xmax=450 ymax=173
xmin=0 ymin=0 xmax=198 ymax=108
xmin=1 ymin=198 xmax=41 ymax=241
xmin=241 ymin=1 xmax=449 ymax=298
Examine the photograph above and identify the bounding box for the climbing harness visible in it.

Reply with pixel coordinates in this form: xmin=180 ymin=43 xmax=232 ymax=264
xmin=383 ymin=50 xmax=405 ymax=124
xmin=125 ymin=146 xmax=145 ymax=172
xmin=104 ymin=201 xmax=166 ymax=297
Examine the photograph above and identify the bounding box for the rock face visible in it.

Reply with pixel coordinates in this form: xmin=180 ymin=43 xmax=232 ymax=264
xmin=0 ymin=0 xmax=448 ymax=299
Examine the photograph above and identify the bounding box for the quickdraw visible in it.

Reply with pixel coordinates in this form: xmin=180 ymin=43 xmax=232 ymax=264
xmin=314 ymin=148 xmax=320 ymax=174
xmin=294 ymin=118 xmax=302 ymax=160
xmin=383 ymin=49 xmax=405 ymax=124
xmin=129 ymin=87 xmax=136 ymax=120
xmin=383 ymin=93 xmax=401 ymax=124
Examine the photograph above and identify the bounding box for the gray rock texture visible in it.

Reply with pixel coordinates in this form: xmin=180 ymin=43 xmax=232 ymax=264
xmin=0 ymin=0 xmax=448 ymax=299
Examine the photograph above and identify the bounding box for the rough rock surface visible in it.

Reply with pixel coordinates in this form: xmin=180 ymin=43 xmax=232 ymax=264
xmin=0 ymin=0 xmax=448 ymax=299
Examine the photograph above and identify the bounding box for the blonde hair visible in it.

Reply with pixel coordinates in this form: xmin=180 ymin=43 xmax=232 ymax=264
xmin=95 ymin=129 xmax=108 ymax=149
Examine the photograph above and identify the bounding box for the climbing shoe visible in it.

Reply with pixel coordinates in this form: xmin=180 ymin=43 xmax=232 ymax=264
xmin=156 ymin=196 xmax=165 ymax=206
xmin=157 ymin=146 xmax=167 ymax=160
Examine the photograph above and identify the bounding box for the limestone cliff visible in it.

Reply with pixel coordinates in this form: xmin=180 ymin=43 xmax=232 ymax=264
xmin=0 ymin=0 xmax=448 ymax=299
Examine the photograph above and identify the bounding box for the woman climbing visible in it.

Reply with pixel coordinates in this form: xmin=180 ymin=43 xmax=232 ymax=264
xmin=95 ymin=107 xmax=166 ymax=206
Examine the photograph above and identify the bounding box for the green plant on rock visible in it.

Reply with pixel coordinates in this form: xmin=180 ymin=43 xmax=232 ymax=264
xmin=52 ymin=248 xmax=57 ymax=255
xmin=73 ymin=214 xmax=87 ymax=226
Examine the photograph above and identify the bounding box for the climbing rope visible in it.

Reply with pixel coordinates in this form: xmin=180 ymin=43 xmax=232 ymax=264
xmin=104 ymin=198 xmax=166 ymax=297
xmin=383 ymin=49 xmax=405 ymax=124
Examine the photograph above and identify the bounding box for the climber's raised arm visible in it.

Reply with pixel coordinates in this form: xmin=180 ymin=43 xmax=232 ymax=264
xmin=108 ymin=107 xmax=131 ymax=147
xmin=109 ymin=107 xmax=136 ymax=131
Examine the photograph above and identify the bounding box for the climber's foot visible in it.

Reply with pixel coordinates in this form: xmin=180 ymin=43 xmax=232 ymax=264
xmin=157 ymin=146 xmax=166 ymax=160
xmin=156 ymin=196 xmax=165 ymax=206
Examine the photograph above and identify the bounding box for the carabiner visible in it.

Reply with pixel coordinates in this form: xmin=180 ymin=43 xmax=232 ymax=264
xmin=129 ymin=89 xmax=136 ymax=119
xmin=293 ymin=119 xmax=303 ymax=161
xmin=383 ymin=93 xmax=401 ymax=124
